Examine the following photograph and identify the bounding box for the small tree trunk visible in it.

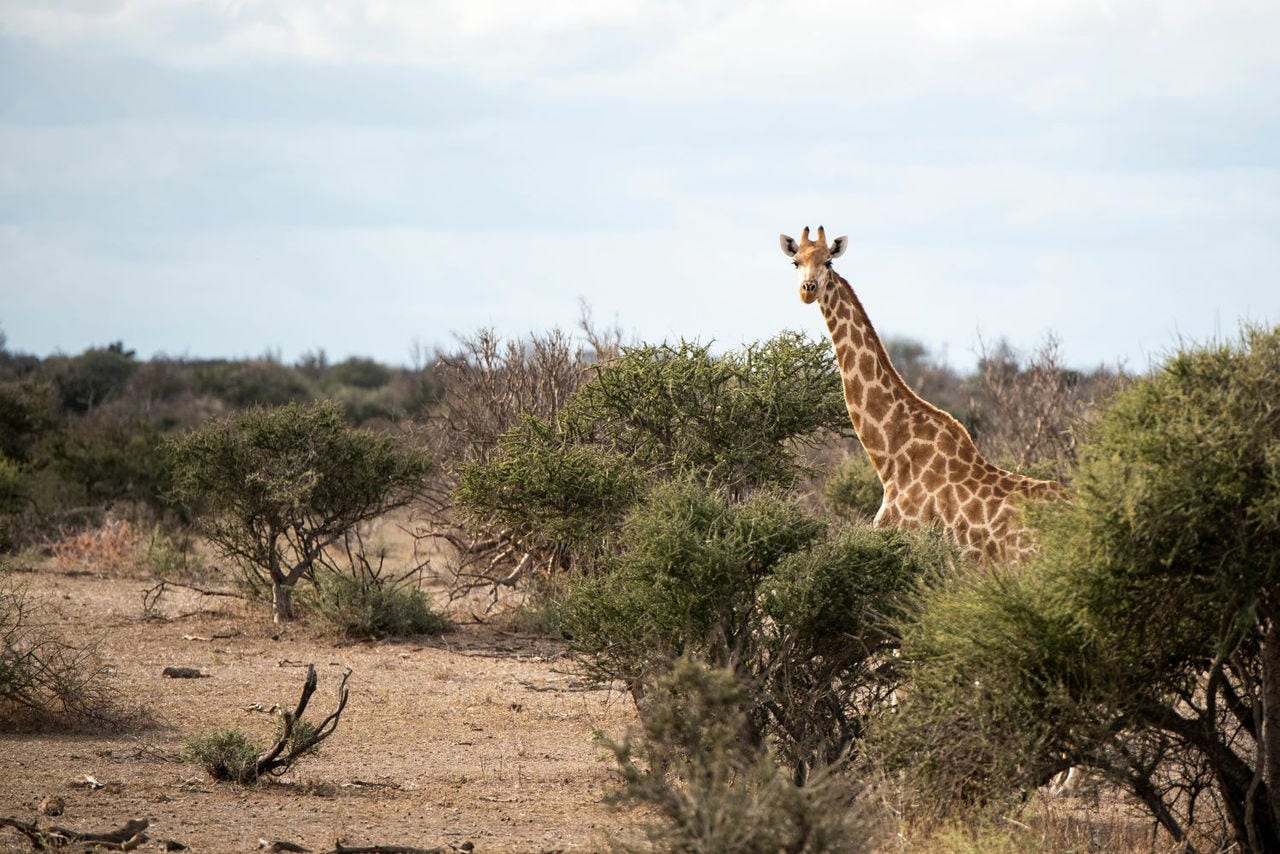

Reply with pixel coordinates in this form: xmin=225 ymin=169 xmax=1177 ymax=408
xmin=1260 ymin=613 xmax=1280 ymax=848
xmin=272 ymin=582 xmax=295 ymax=623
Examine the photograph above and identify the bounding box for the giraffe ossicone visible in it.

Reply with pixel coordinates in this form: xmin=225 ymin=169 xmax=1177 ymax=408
xmin=781 ymin=225 xmax=1060 ymax=564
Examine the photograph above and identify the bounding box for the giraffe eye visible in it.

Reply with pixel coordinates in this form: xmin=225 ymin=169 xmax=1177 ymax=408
xmin=792 ymin=260 xmax=800 ymax=268
xmin=824 ymin=261 xmax=833 ymax=268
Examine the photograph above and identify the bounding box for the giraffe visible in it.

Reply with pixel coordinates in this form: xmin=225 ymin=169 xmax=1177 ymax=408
xmin=780 ymin=226 xmax=1061 ymax=565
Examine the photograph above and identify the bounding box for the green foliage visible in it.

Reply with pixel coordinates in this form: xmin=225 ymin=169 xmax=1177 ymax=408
xmin=0 ymin=379 xmax=52 ymax=462
xmin=0 ymin=456 xmax=24 ymax=514
xmin=606 ymin=658 xmax=879 ymax=853
xmin=182 ymin=666 xmax=349 ymax=784
xmin=182 ymin=729 xmax=262 ymax=783
xmin=164 ymin=401 xmax=431 ymax=621
xmin=301 ymin=571 xmax=452 ymax=639
xmin=822 ymin=453 xmax=883 ymax=521
xmin=456 ymin=416 xmax=643 ymax=575
xmin=564 ymin=482 xmax=949 ymax=778
xmin=884 ymin=326 xmax=1280 ymax=849
xmin=194 ymin=359 xmax=314 ymax=408
xmin=49 ymin=409 xmax=170 ymax=508
xmin=564 ymin=332 xmax=850 ymax=491
xmin=330 ymin=356 xmax=392 ymax=390
xmin=876 ymin=565 xmax=1090 ymax=817
xmin=562 ymin=483 xmax=823 ymax=689
xmin=455 ymin=332 xmax=850 ymax=582
xmin=54 ymin=342 xmax=137 ymax=414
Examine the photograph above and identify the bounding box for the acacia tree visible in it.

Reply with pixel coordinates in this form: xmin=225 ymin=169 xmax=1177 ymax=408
xmin=885 ymin=326 xmax=1280 ymax=851
xmin=164 ymin=401 xmax=431 ymax=622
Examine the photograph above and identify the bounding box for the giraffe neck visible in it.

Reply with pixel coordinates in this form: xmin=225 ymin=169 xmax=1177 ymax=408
xmin=817 ymin=272 xmax=940 ymax=482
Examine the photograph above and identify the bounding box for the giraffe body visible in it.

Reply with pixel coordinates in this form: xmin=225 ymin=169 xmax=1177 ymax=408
xmin=781 ymin=226 xmax=1060 ymax=564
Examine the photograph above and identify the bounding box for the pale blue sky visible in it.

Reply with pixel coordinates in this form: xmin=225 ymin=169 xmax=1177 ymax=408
xmin=1 ymin=1 xmax=1277 ymax=371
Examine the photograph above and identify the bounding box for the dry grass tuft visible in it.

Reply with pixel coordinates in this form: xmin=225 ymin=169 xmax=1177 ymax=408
xmin=49 ymin=518 xmax=143 ymax=575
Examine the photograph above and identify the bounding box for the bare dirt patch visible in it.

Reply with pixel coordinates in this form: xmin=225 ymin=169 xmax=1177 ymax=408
xmin=0 ymin=569 xmax=638 ymax=853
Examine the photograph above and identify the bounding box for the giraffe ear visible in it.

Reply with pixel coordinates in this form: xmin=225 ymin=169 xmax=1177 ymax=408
xmin=779 ymin=234 xmax=798 ymax=257
xmin=829 ymin=235 xmax=848 ymax=258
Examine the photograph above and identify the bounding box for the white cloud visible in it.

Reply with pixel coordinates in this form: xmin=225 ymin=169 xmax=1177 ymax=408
xmin=4 ymin=0 xmax=1277 ymax=106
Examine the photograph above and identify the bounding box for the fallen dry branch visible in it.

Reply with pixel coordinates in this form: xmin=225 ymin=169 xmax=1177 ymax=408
xmin=254 ymin=664 xmax=351 ymax=779
xmin=1 ymin=816 xmax=153 ymax=850
xmin=142 ymin=580 xmax=242 ymax=616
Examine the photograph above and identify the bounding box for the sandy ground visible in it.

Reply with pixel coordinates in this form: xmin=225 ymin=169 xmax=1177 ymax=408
xmin=0 ymin=568 xmax=640 ymax=853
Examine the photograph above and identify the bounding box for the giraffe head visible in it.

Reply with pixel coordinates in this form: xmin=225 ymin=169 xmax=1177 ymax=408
xmin=779 ymin=226 xmax=847 ymax=304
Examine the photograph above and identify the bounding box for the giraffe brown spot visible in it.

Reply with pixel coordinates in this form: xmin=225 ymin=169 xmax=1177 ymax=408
xmin=847 ymin=327 xmax=866 ymax=349
xmin=958 ymin=442 xmax=976 ymax=463
xmin=937 ymin=429 xmax=958 ymax=457
xmin=834 ymin=300 xmax=851 ymax=321
xmin=842 ymin=375 xmax=863 ymax=402
xmin=864 ymin=384 xmax=893 ymax=423
xmin=905 ymin=440 xmax=933 ymax=471
xmin=885 ymin=418 xmax=910 ymax=452
xmin=920 ymin=464 xmax=945 ymax=492
xmin=964 ymin=500 xmax=988 ymax=525
xmin=911 ymin=417 xmax=939 ymax=442
xmin=860 ymin=424 xmax=885 ymax=453
xmin=858 ymin=351 xmax=877 ymax=379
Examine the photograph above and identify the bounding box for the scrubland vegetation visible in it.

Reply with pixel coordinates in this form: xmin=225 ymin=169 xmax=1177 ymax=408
xmin=5 ymin=317 xmax=1279 ymax=853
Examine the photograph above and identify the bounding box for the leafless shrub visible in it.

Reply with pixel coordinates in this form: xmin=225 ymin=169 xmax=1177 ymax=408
xmin=0 ymin=571 xmax=132 ymax=729
xmin=969 ymin=334 xmax=1127 ymax=481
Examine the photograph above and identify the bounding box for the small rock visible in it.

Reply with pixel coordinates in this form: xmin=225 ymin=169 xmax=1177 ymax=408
xmin=161 ymin=666 xmax=207 ymax=679
xmin=38 ymin=795 xmax=64 ymax=816
xmin=162 ymin=840 xmax=188 ymax=851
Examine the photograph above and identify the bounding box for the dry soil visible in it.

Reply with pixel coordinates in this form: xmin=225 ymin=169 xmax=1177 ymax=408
xmin=0 ymin=568 xmax=640 ymax=853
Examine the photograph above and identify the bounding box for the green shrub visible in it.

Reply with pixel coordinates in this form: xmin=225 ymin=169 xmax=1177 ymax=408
xmin=0 ymin=455 xmax=24 ymax=513
xmin=822 ymin=453 xmax=882 ymax=520
xmin=0 ymin=378 xmax=53 ymax=462
xmin=562 ymin=483 xmax=823 ymax=691
xmin=194 ymin=359 xmax=313 ymax=408
xmin=54 ymin=342 xmax=137 ymax=414
xmin=882 ymin=325 xmax=1280 ymax=850
xmin=164 ymin=401 xmax=431 ymax=622
xmin=49 ymin=408 xmax=170 ymax=509
xmin=302 ymin=571 xmax=452 ymax=639
xmin=563 ymin=332 xmax=849 ymax=492
xmin=564 ymin=482 xmax=949 ymax=779
xmin=182 ymin=729 xmax=261 ymax=783
xmin=605 ymin=658 xmax=881 ymax=853
xmin=456 ymin=416 xmax=643 ymax=577
xmin=454 ymin=332 xmax=851 ymax=586
xmin=330 ymin=356 xmax=391 ymax=390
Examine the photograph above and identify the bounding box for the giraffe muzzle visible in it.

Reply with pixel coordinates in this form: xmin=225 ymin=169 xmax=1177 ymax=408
xmin=800 ymin=280 xmax=819 ymax=303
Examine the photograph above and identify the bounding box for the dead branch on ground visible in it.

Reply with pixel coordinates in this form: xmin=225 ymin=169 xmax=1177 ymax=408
xmin=1 ymin=816 xmax=153 ymax=851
